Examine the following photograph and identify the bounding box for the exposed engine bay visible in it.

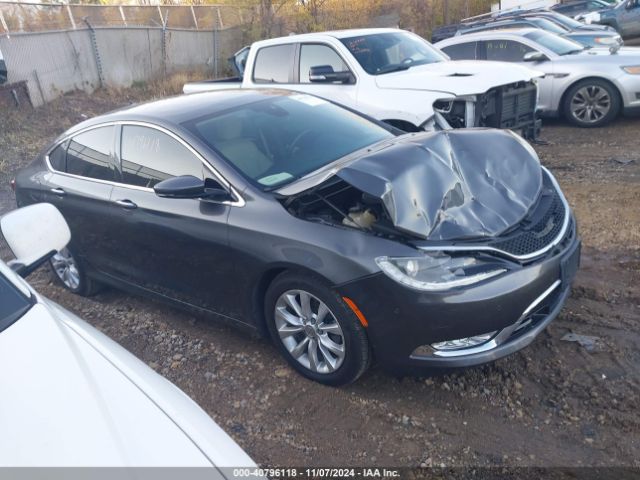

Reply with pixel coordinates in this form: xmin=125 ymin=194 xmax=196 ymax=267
xmin=278 ymin=129 xmax=544 ymax=242
xmin=281 ymin=176 xmax=404 ymax=239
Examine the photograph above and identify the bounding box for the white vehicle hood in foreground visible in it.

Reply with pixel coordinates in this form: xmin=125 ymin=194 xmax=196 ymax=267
xmin=0 ymin=299 xmax=255 ymax=472
xmin=374 ymin=60 xmax=543 ymax=96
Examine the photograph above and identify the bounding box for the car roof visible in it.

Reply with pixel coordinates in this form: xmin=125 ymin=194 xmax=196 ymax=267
xmin=64 ymin=89 xmax=298 ymax=135
xmin=443 ymin=27 xmax=540 ymax=42
xmin=463 ymin=18 xmax=538 ymax=29
xmin=253 ymin=28 xmax=407 ymax=46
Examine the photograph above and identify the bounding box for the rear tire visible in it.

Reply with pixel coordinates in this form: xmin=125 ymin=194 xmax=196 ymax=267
xmin=563 ymin=79 xmax=621 ymax=128
xmin=49 ymin=246 xmax=101 ymax=296
xmin=265 ymin=272 xmax=370 ymax=386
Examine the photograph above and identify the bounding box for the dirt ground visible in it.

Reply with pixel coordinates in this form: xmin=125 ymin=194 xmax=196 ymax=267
xmin=1 ymin=89 xmax=639 ymax=471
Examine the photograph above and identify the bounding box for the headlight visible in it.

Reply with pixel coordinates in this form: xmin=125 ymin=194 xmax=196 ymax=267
xmin=594 ymin=36 xmax=619 ymax=45
xmin=622 ymin=65 xmax=640 ymax=75
xmin=375 ymin=254 xmax=507 ymax=291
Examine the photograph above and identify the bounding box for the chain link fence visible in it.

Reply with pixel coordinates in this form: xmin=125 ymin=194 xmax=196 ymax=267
xmin=0 ymin=3 xmax=249 ymax=106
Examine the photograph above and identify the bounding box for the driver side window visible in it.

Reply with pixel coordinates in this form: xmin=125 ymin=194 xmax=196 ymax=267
xmin=483 ymin=40 xmax=534 ymax=62
xmin=299 ymin=44 xmax=350 ymax=83
xmin=120 ymin=126 xmax=205 ymax=189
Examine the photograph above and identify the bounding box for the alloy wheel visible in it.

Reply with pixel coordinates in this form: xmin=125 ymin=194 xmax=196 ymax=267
xmin=274 ymin=289 xmax=346 ymax=374
xmin=570 ymin=85 xmax=611 ymax=124
xmin=51 ymin=248 xmax=81 ymax=290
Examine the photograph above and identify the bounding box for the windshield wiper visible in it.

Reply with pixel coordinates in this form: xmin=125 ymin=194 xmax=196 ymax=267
xmin=375 ymin=64 xmax=411 ymax=75
xmin=563 ymin=48 xmax=584 ymax=55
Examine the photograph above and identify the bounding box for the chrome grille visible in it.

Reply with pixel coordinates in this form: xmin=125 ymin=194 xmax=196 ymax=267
xmin=489 ymin=181 xmax=566 ymax=257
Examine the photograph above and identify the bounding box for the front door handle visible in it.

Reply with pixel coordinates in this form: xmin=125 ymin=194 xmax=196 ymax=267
xmin=50 ymin=187 xmax=66 ymax=196
xmin=114 ymin=199 xmax=138 ymax=210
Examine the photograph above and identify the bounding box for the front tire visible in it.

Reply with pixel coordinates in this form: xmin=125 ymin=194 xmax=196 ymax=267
xmin=265 ymin=272 xmax=370 ymax=386
xmin=563 ymin=79 xmax=621 ymax=127
xmin=50 ymin=246 xmax=101 ymax=296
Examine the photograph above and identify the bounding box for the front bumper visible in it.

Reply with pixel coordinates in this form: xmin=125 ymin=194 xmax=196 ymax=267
xmin=337 ymin=224 xmax=581 ymax=375
xmin=616 ymin=74 xmax=640 ymax=109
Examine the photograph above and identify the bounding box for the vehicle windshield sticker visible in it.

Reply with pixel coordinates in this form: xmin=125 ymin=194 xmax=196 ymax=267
xmin=259 ymin=172 xmax=294 ymax=185
xmin=290 ymin=94 xmax=328 ymax=107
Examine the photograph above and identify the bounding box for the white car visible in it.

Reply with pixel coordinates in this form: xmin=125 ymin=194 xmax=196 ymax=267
xmin=184 ymin=28 xmax=543 ymax=137
xmin=435 ymin=28 xmax=640 ymax=127
xmin=0 ymin=203 xmax=258 ymax=473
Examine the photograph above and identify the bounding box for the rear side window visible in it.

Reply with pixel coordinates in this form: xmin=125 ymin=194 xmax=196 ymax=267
xmin=484 ymin=40 xmax=534 ymax=62
xmin=66 ymin=126 xmax=116 ymax=181
xmin=441 ymin=42 xmax=478 ymax=60
xmin=120 ymin=125 xmax=204 ymax=189
xmin=48 ymin=142 xmax=67 ymax=171
xmin=253 ymin=44 xmax=295 ymax=83
xmin=299 ymin=44 xmax=350 ymax=83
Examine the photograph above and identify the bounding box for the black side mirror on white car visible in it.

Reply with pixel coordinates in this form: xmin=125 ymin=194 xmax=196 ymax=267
xmin=0 ymin=203 xmax=71 ymax=278
xmin=523 ymin=52 xmax=549 ymax=62
xmin=309 ymin=65 xmax=354 ymax=84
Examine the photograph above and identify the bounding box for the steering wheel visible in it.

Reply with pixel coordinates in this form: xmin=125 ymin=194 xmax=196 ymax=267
xmin=287 ymin=129 xmax=316 ymax=157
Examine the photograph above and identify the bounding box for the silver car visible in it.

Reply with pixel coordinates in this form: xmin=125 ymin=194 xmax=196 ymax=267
xmin=436 ymin=28 xmax=640 ymax=127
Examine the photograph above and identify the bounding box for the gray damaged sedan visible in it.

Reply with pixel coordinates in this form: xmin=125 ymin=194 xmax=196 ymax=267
xmin=437 ymin=28 xmax=640 ymax=127
xmin=14 ymin=90 xmax=580 ymax=385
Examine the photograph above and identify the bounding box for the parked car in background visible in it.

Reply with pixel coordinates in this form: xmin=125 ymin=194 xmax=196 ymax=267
xmin=0 ymin=203 xmax=259 ymax=470
xmin=455 ymin=15 xmax=623 ymax=47
xmin=14 ymin=90 xmax=580 ymax=385
xmin=590 ymin=0 xmax=640 ymax=37
xmin=184 ymin=28 xmax=543 ymax=137
xmin=0 ymin=47 xmax=7 ymax=84
xmin=552 ymin=0 xmax=613 ymax=18
xmin=431 ymin=8 xmax=617 ymax=43
xmin=491 ymin=9 xmax=616 ymax=31
xmin=436 ymin=28 xmax=640 ymax=127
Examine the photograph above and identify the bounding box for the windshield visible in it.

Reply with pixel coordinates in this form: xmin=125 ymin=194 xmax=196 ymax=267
xmin=530 ymin=17 xmax=569 ymax=34
xmin=340 ymin=32 xmax=447 ymax=75
xmin=544 ymin=13 xmax=585 ymax=29
xmin=525 ymin=30 xmax=585 ymax=55
xmin=184 ymin=94 xmax=394 ymax=189
xmin=0 ymin=267 xmax=32 ymax=334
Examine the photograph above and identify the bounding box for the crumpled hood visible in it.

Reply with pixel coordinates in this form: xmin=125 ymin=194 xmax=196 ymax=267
xmin=374 ymin=60 xmax=543 ymax=96
xmin=336 ymin=129 xmax=542 ymax=241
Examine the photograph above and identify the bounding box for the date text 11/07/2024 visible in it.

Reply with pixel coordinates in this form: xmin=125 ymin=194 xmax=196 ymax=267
xmin=232 ymin=468 xmax=401 ymax=478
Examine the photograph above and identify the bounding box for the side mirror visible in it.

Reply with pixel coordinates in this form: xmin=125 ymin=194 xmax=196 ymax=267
xmin=523 ymin=51 xmax=548 ymax=62
xmin=0 ymin=203 xmax=71 ymax=278
xmin=154 ymin=175 xmax=232 ymax=202
xmin=309 ymin=65 xmax=353 ymax=84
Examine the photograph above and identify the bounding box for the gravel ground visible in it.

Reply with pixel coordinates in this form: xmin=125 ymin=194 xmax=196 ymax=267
xmin=1 ymin=89 xmax=639 ymax=470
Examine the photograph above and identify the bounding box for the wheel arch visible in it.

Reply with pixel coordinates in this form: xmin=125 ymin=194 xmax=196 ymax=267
xmin=250 ymin=264 xmax=337 ymax=337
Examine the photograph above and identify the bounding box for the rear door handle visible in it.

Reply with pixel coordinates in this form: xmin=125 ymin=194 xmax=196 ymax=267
xmin=114 ymin=199 xmax=137 ymax=210
xmin=50 ymin=187 xmax=66 ymax=196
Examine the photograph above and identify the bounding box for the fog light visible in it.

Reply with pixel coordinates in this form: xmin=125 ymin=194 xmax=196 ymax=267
xmin=430 ymin=331 xmax=497 ymax=351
